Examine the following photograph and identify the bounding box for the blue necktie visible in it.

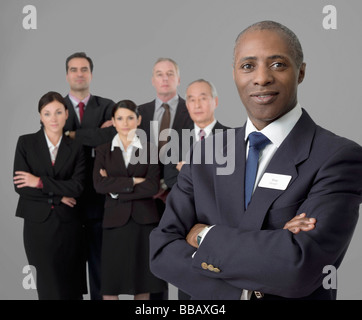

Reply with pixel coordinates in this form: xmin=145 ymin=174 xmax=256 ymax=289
xmin=245 ymin=132 xmax=271 ymax=209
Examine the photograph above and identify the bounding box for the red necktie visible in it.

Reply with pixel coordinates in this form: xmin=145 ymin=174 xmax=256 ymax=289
xmin=78 ymin=102 xmax=85 ymax=123
xmin=199 ymin=129 xmax=206 ymax=140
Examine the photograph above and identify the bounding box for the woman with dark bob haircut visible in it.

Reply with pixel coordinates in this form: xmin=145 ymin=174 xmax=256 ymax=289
xmin=13 ymin=91 xmax=87 ymax=299
xmin=93 ymin=100 xmax=166 ymax=300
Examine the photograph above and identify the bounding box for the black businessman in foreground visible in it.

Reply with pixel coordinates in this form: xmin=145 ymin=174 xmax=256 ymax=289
xmin=150 ymin=21 xmax=362 ymax=300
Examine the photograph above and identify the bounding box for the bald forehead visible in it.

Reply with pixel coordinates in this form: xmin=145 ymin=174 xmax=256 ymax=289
xmin=187 ymin=82 xmax=211 ymax=97
xmin=234 ymin=27 xmax=303 ymax=67
xmin=235 ymin=28 xmax=289 ymax=53
xmin=153 ymin=60 xmax=179 ymax=76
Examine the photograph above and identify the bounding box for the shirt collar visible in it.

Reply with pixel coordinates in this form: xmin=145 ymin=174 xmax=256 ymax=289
xmin=68 ymin=93 xmax=91 ymax=107
xmin=111 ymin=133 xmax=143 ymax=152
xmin=155 ymin=94 xmax=179 ymax=112
xmin=245 ymin=103 xmax=303 ymax=147
xmin=194 ymin=119 xmax=217 ymax=139
xmin=43 ymin=130 xmax=62 ymax=149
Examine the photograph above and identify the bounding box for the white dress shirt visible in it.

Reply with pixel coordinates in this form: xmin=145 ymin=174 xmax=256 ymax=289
xmin=110 ymin=133 xmax=143 ymax=167
xmin=68 ymin=93 xmax=91 ymax=122
xmin=244 ymin=103 xmax=302 ymax=194
xmin=43 ymin=130 xmax=62 ymax=163
xmin=194 ymin=119 xmax=217 ymax=142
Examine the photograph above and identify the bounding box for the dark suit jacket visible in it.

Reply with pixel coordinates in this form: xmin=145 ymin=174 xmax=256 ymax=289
xmin=64 ymin=94 xmax=116 ymax=219
xmin=93 ymin=140 xmax=160 ymax=228
xmin=64 ymin=95 xmax=116 ymax=147
xmin=14 ymin=130 xmax=85 ymax=223
xmin=138 ymin=96 xmax=193 ymax=186
xmin=138 ymin=96 xmax=193 ymax=145
xmin=164 ymin=121 xmax=230 ymax=189
xmin=150 ymin=109 xmax=362 ymax=300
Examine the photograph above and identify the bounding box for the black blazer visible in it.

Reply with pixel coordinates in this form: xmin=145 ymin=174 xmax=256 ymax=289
xmin=164 ymin=121 xmax=230 ymax=188
xmin=64 ymin=94 xmax=116 ymax=147
xmin=138 ymin=96 xmax=193 ymax=184
xmin=137 ymin=96 xmax=193 ymax=145
xmin=64 ymin=94 xmax=116 ymax=219
xmin=14 ymin=130 xmax=85 ymax=223
xmin=93 ymin=140 xmax=160 ymax=228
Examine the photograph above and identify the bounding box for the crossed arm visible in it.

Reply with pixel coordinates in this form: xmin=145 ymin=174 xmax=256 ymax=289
xmin=13 ymin=137 xmax=85 ymax=207
xmin=150 ymin=142 xmax=362 ymax=299
xmin=14 ymin=171 xmax=78 ymax=207
xmin=186 ymin=213 xmax=316 ymax=248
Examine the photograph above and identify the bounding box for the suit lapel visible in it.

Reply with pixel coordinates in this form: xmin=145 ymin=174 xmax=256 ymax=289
xmin=172 ymin=97 xmax=190 ymax=132
xmin=35 ymin=130 xmax=55 ymax=177
xmin=64 ymin=95 xmax=80 ymax=129
xmin=108 ymin=138 xmax=147 ymax=177
xmin=64 ymin=94 xmax=99 ymax=129
xmin=53 ymin=136 xmax=72 ymax=176
xmin=81 ymin=95 xmax=97 ymax=128
xmin=212 ymin=121 xmax=224 ymax=133
xmin=238 ymin=110 xmax=317 ymax=231
xmin=127 ymin=145 xmax=146 ymax=176
xmin=213 ymin=127 xmax=246 ymax=227
xmin=110 ymin=147 xmax=129 ymax=176
xmin=139 ymin=101 xmax=155 ymax=142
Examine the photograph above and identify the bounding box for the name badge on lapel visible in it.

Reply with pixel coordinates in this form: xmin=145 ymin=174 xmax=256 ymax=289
xmin=258 ymin=173 xmax=292 ymax=190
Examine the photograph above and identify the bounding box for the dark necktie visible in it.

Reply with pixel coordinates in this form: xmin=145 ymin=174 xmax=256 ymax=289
xmin=158 ymin=103 xmax=170 ymax=150
xmin=199 ymin=129 xmax=206 ymax=141
xmin=244 ymin=132 xmax=271 ymax=209
xmin=78 ymin=102 xmax=85 ymax=123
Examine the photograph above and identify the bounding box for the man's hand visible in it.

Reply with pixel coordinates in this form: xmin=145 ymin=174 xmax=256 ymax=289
xmin=65 ymin=131 xmax=76 ymax=139
xmin=186 ymin=223 xmax=210 ymax=248
xmin=283 ymin=213 xmax=316 ymax=234
xmin=101 ymin=120 xmax=113 ymax=128
xmin=176 ymin=161 xmax=186 ymax=172
xmin=99 ymin=168 xmax=108 ymax=177
xmin=185 ymin=214 xmax=315 ymax=251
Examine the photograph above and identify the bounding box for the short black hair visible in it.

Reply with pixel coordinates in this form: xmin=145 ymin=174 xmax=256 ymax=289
xmin=234 ymin=20 xmax=304 ymax=68
xmin=38 ymin=91 xmax=67 ymax=113
xmin=66 ymin=52 xmax=94 ymax=73
xmin=112 ymin=100 xmax=140 ymax=118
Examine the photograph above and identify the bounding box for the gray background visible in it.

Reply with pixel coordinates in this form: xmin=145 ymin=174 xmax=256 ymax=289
xmin=1 ymin=0 xmax=361 ymax=300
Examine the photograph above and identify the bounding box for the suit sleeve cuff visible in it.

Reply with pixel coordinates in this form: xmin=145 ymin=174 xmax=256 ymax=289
xmin=36 ymin=178 xmax=43 ymax=189
xmin=197 ymin=225 xmax=214 ymax=246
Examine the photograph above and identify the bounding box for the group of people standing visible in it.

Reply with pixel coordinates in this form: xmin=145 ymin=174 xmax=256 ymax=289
xmin=13 ymin=20 xmax=362 ymax=301
xmin=13 ymin=52 xmax=227 ymax=300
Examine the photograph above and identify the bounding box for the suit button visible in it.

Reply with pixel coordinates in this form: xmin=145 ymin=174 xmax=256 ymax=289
xmin=207 ymin=264 xmax=214 ymax=272
xmin=213 ymin=267 xmax=220 ymax=273
xmin=48 ymin=199 xmax=53 ymax=204
xmin=201 ymin=262 xmax=208 ymax=270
